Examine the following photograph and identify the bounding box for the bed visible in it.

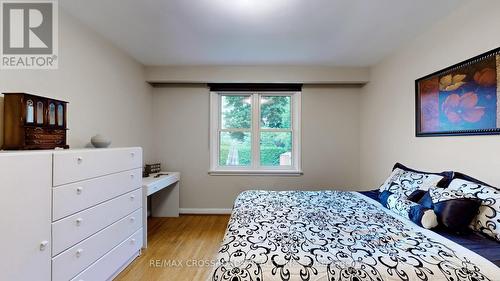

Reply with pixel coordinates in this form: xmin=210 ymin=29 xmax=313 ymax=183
xmin=210 ymin=190 xmax=499 ymax=281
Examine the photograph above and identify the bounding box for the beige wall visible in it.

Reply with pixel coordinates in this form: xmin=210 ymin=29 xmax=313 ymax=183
xmin=360 ymin=0 xmax=500 ymax=188
xmin=0 ymin=11 xmax=154 ymax=161
xmin=152 ymin=85 xmax=361 ymax=209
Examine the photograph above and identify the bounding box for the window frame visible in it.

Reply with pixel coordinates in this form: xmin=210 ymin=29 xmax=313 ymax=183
xmin=209 ymin=91 xmax=302 ymax=175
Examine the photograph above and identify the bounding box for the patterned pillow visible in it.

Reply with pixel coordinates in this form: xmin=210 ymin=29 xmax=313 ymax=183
xmin=393 ymin=163 xmax=453 ymax=187
xmin=379 ymin=167 xmax=445 ymax=197
xmin=435 ymin=179 xmax=500 ymax=241
xmin=383 ymin=192 xmax=438 ymax=229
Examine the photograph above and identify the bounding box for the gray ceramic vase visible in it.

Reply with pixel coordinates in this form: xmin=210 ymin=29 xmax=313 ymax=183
xmin=91 ymin=134 xmax=111 ymax=148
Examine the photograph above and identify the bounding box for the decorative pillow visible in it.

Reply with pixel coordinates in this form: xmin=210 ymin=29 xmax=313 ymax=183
xmin=384 ymin=192 xmax=438 ymax=229
xmin=393 ymin=163 xmax=453 ymax=188
xmin=407 ymin=189 xmax=427 ymax=203
xmin=433 ymin=198 xmax=482 ymax=234
xmin=417 ymin=191 xmax=434 ymax=209
xmin=442 ymin=178 xmax=500 ymax=241
xmin=427 ymin=186 xmax=485 ymax=234
xmin=378 ymin=190 xmax=394 ymax=208
xmin=379 ymin=164 xmax=449 ymax=197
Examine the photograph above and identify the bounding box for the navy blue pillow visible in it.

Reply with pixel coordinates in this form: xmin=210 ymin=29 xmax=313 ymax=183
xmin=378 ymin=190 xmax=393 ymax=208
xmin=407 ymin=189 xmax=427 ymax=203
xmin=393 ymin=163 xmax=453 ymax=188
xmin=418 ymin=191 xmax=434 ymax=209
xmin=409 ymin=205 xmax=434 ymax=228
xmin=433 ymin=198 xmax=482 ymax=234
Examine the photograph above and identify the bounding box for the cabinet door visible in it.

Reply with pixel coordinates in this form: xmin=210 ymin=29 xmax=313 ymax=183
xmin=0 ymin=153 xmax=52 ymax=281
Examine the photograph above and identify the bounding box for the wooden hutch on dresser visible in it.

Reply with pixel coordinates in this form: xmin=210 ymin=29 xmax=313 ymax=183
xmin=3 ymin=93 xmax=69 ymax=150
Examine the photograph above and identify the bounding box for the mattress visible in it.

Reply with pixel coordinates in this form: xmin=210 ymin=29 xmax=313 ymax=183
xmin=210 ymin=190 xmax=499 ymax=281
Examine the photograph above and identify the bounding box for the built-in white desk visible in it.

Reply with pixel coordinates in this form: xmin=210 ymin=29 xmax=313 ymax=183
xmin=142 ymin=171 xmax=180 ymax=248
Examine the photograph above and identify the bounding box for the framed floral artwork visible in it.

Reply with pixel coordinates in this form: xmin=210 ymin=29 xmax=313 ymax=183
xmin=416 ymin=47 xmax=500 ymax=136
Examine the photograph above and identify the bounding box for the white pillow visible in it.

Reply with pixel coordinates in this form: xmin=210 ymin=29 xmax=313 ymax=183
xmin=379 ymin=168 xmax=444 ymax=197
xmin=443 ymin=178 xmax=500 ymax=241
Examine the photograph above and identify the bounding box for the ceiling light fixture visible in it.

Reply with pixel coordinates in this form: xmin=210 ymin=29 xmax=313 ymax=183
xmin=212 ymin=0 xmax=288 ymax=18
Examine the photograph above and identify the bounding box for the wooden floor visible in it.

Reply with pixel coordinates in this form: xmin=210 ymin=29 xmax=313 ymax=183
xmin=115 ymin=215 xmax=229 ymax=281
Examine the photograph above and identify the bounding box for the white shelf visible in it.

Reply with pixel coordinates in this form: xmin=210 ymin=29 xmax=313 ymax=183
xmin=142 ymin=172 xmax=180 ymax=196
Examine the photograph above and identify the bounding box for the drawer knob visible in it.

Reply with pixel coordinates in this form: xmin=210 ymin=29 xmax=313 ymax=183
xmin=130 ymin=217 xmax=135 ymax=222
xmin=130 ymin=152 xmax=135 ymax=158
xmin=76 ymin=218 xmax=83 ymax=226
xmin=130 ymin=195 xmax=135 ymax=200
xmin=39 ymin=240 xmax=49 ymax=251
xmin=130 ymin=174 xmax=135 ymax=179
xmin=76 ymin=187 xmax=83 ymax=195
xmin=76 ymin=248 xmax=84 ymax=258
xmin=77 ymin=157 xmax=83 ymax=164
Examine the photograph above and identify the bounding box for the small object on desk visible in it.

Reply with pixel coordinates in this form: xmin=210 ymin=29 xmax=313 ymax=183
xmin=154 ymin=173 xmax=170 ymax=178
xmin=145 ymin=163 xmax=161 ymax=174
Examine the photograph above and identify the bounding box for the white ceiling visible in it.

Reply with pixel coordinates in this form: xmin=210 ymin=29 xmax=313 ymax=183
xmin=60 ymin=0 xmax=465 ymax=66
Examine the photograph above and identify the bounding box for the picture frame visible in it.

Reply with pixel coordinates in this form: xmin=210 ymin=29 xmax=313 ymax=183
xmin=415 ymin=47 xmax=500 ymax=137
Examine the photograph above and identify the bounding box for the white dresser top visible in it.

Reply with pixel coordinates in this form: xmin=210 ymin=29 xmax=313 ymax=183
xmin=0 ymin=147 xmax=142 ymax=154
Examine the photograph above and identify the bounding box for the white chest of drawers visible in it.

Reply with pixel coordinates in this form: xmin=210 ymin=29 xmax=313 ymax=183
xmin=0 ymin=147 xmax=143 ymax=281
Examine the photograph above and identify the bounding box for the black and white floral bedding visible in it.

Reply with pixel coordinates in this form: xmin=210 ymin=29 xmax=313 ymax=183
xmin=210 ymin=190 xmax=499 ymax=281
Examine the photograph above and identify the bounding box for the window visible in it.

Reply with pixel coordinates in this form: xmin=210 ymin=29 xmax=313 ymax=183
xmin=26 ymin=99 xmax=34 ymax=123
xmin=57 ymin=104 xmax=64 ymax=126
xmin=210 ymin=90 xmax=301 ymax=175
xmin=49 ymin=103 xmax=56 ymax=125
xmin=36 ymin=101 xmax=44 ymax=124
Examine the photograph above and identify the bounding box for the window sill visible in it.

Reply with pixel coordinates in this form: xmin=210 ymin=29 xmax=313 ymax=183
xmin=208 ymin=170 xmax=303 ymax=176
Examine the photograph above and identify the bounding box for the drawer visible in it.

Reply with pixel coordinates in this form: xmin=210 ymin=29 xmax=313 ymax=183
xmin=52 ymin=189 xmax=142 ymax=255
xmin=25 ymin=127 xmax=65 ymax=137
xmin=52 ymin=208 xmax=142 ymax=281
xmin=25 ymin=127 xmax=66 ymax=146
xmin=70 ymin=229 xmax=142 ymax=281
xmin=26 ymin=131 xmax=64 ymax=140
xmin=53 ymin=168 xmax=142 ymax=221
xmin=26 ymin=138 xmax=64 ymax=145
xmin=53 ymin=147 xmax=142 ymax=186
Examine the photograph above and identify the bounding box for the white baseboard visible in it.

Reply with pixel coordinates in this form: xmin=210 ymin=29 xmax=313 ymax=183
xmin=180 ymin=208 xmax=232 ymax=215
